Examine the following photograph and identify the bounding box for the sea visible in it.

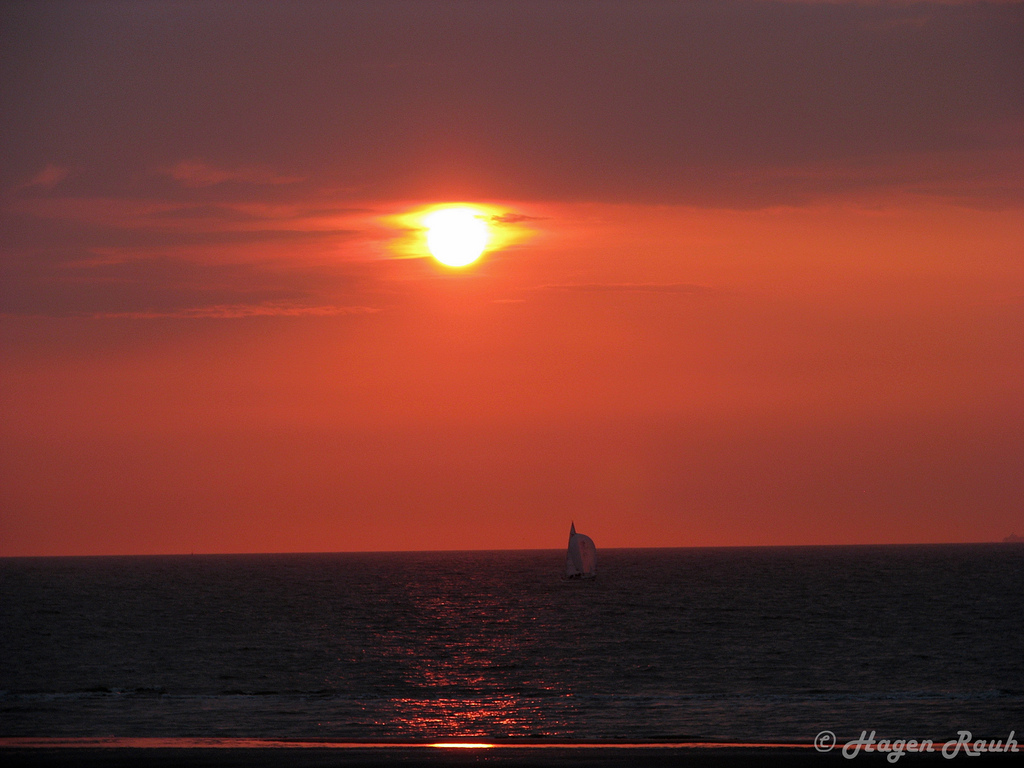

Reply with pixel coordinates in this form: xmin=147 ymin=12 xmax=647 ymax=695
xmin=1 ymin=545 xmax=1022 ymax=748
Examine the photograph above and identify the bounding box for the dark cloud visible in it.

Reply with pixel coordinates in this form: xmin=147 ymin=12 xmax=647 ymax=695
xmin=1 ymin=1 xmax=1019 ymax=207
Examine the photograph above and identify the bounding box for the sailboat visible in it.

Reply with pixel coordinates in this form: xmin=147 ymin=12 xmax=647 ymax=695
xmin=565 ymin=522 xmax=597 ymax=579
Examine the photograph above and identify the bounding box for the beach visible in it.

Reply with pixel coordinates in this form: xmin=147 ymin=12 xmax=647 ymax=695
xmin=2 ymin=742 xmax=1022 ymax=768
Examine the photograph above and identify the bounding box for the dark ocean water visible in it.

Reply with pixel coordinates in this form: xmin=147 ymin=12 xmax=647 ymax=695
xmin=1 ymin=546 xmax=1022 ymax=744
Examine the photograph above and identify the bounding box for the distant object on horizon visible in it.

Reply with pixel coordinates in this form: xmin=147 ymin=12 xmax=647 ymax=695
xmin=1003 ymin=534 xmax=1024 ymax=543
xmin=565 ymin=522 xmax=597 ymax=579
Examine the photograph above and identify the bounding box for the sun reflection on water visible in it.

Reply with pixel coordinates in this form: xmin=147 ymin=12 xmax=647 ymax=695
xmin=430 ymin=742 xmax=495 ymax=749
xmin=381 ymin=694 xmax=548 ymax=739
xmin=351 ymin=555 xmax=585 ymax=740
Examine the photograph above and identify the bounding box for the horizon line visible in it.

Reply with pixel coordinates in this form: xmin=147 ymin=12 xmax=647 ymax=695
xmin=2 ymin=540 xmax=1019 ymax=560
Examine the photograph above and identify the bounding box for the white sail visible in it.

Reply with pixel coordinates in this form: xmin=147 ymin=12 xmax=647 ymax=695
xmin=565 ymin=522 xmax=597 ymax=578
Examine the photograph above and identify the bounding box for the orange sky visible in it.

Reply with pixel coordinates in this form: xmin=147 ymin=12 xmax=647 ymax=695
xmin=2 ymin=1 xmax=1022 ymax=555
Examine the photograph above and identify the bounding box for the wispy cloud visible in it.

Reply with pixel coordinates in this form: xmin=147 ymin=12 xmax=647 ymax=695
xmin=490 ymin=212 xmax=546 ymax=225
xmin=0 ymin=249 xmax=376 ymax=319
xmin=159 ymin=160 xmax=305 ymax=188
xmin=530 ymin=282 xmax=714 ymax=295
xmin=21 ymin=164 xmax=70 ymax=189
xmin=1 ymin=210 xmax=357 ymax=251
xmin=147 ymin=205 xmax=269 ymax=222
xmin=93 ymin=303 xmax=381 ymax=320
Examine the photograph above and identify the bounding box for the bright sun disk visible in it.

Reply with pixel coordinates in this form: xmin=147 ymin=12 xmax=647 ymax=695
xmin=423 ymin=207 xmax=489 ymax=267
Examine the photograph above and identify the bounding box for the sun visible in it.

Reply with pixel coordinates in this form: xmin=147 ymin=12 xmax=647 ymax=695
xmin=423 ymin=207 xmax=489 ymax=267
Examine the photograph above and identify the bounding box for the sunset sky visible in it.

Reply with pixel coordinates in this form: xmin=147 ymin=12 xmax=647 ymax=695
xmin=2 ymin=0 xmax=1022 ymax=556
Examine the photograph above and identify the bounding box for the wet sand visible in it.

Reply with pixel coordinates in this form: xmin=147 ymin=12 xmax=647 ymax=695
xmin=1 ymin=742 xmax=1020 ymax=767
